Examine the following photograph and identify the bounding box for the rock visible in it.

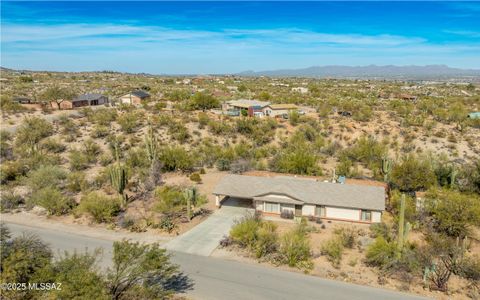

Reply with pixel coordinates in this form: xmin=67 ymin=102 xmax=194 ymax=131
xmin=31 ymin=205 xmax=47 ymax=215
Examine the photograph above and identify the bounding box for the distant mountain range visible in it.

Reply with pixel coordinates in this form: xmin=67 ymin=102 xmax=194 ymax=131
xmin=237 ymin=65 xmax=480 ymax=79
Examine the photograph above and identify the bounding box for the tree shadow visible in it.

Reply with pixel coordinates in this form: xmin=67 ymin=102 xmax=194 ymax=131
xmin=163 ymin=272 xmax=195 ymax=294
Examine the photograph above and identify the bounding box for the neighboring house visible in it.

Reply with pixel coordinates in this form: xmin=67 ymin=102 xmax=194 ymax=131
xmin=467 ymin=112 xmax=480 ymax=119
xmin=120 ymin=90 xmax=151 ymax=105
xmin=223 ymin=99 xmax=270 ymax=117
xmin=213 ymin=174 xmax=385 ymax=223
xmin=58 ymin=93 xmax=108 ymax=109
xmin=262 ymin=104 xmax=299 ymax=117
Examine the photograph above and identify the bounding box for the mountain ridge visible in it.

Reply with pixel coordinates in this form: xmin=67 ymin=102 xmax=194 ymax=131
xmin=236 ymin=64 xmax=480 ymax=79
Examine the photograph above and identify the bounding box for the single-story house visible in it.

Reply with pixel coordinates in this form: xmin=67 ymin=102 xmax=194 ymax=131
xmin=120 ymin=90 xmax=151 ymax=105
xmin=262 ymin=104 xmax=299 ymax=117
xmin=213 ymin=174 xmax=385 ymax=223
xmin=223 ymin=99 xmax=270 ymax=110
xmin=58 ymin=93 xmax=108 ymax=109
xmin=223 ymin=99 xmax=270 ymax=117
xmin=467 ymin=112 xmax=480 ymax=119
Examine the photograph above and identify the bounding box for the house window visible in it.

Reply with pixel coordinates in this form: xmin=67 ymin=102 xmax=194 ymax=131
xmin=264 ymin=202 xmax=279 ymax=213
xmin=315 ymin=205 xmax=326 ymax=217
xmin=361 ymin=210 xmax=372 ymax=221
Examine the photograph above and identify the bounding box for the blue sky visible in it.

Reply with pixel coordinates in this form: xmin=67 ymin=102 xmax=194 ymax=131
xmin=1 ymin=1 xmax=480 ymax=74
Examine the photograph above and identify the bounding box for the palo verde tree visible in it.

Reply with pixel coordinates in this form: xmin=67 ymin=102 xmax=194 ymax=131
xmin=41 ymin=86 xmax=76 ymax=109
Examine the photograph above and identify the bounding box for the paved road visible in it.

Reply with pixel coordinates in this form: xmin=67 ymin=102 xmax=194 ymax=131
xmin=164 ymin=198 xmax=253 ymax=256
xmin=4 ymin=222 xmax=426 ymax=300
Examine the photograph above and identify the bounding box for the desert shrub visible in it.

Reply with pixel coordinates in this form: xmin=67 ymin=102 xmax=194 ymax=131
xmin=29 ymin=187 xmax=75 ymax=216
xmin=424 ymin=188 xmax=480 ymax=238
xmin=0 ymin=160 xmax=28 ymax=183
xmin=289 ymin=110 xmax=300 ymax=126
xmin=159 ymin=146 xmax=194 ymax=172
xmin=82 ymin=139 xmax=102 ymax=163
xmin=365 ymin=236 xmax=397 ymax=268
xmin=25 ymin=165 xmax=67 ymax=190
xmin=230 ymin=214 xmax=262 ymax=249
xmin=189 ymin=172 xmax=202 ymax=183
xmin=208 ymin=120 xmax=231 ymax=135
xmin=278 ymin=224 xmax=313 ymax=270
xmin=370 ymin=222 xmax=392 ymax=241
xmin=0 ymin=191 xmax=23 ymax=212
xmin=333 ymin=226 xmax=358 ymax=248
xmin=270 ymin=146 xmax=321 ymax=176
xmin=230 ymin=159 xmax=251 ymax=174
xmin=254 ymin=221 xmax=278 ymax=258
xmin=391 ymin=154 xmax=435 ymax=192
xmin=99 ymin=154 xmax=114 ymax=166
xmin=197 ymin=112 xmax=210 ymax=128
xmin=280 ymin=210 xmax=294 ymax=219
xmin=15 ymin=117 xmax=53 ymax=155
xmin=153 ymin=186 xmax=185 ymax=213
xmin=69 ymin=150 xmax=90 ymax=171
xmin=77 ymin=192 xmax=121 ymax=223
xmin=168 ymin=122 xmax=190 ymax=143
xmin=117 ymin=111 xmax=141 ymax=133
xmin=66 ymin=171 xmax=88 ymax=192
xmin=459 ymin=255 xmax=480 ymax=286
xmin=189 ymin=92 xmax=219 ymax=110
xmin=91 ymin=125 xmax=109 ymax=138
xmin=321 ymin=237 xmax=344 ymax=267
xmin=40 ymin=138 xmax=66 ymax=153
xmin=88 ymin=108 xmax=117 ymax=125
xmin=156 ymin=216 xmax=177 ymax=233
xmin=216 ymin=158 xmax=231 ymax=171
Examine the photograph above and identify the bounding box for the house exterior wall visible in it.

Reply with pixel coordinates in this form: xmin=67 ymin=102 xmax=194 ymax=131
xmin=372 ymin=211 xmax=382 ymax=223
xmin=262 ymin=107 xmax=294 ymax=117
xmin=280 ymin=204 xmax=295 ymax=213
xmin=252 ymin=202 xmax=383 ymax=223
xmin=325 ymin=207 xmax=360 ymax=221
xmin=120 ymin=95 xmax=142 ymax=105
xmin=302 ymin=204 xmax=315 ymax=216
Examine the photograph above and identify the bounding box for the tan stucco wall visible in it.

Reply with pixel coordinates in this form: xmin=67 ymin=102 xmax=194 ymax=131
xmin=325 ymin=207 xmax=360 ymax=221
xmin=302 ymin=204 xmax=315 ymax=216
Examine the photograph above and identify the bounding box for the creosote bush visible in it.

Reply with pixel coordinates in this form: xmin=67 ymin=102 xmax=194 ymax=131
xmin=77 ymin=192 xmax=121 ymax=223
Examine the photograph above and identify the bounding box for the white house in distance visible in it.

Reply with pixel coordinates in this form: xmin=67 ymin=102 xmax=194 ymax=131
xmin=291 ymin=87 xmax=309 ymax=94
xmin=213 ymin=174 xmax=385 ymax=223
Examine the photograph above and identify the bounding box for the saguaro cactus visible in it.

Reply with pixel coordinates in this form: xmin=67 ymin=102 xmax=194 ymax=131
xmin=396 ymin=194 xmax=411 ymax=259
xmin=109 ymin=162 xmax=128 ymax=208
xmin=381 ymin=156 xmax=393 ymax=183
xmin=449 ymin=166 xmax=458 ymax=189
xmin=183 ymin=187 xmax=198 ymax=221
xmin=144 ymin=125 xmax=158 ymax=166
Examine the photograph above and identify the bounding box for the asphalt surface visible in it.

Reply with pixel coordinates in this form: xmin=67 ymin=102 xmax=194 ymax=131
xmin=4 ymin=222 xmax=427 ymax=300
xmin=164 ymin=198 xmax=254 ymax=256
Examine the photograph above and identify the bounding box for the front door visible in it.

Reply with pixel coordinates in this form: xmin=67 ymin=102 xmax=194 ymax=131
xmin=295 ymin=205 xmax=302 ymax=217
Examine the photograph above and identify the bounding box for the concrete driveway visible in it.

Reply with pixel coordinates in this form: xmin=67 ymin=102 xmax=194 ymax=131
xmin=164 ymin=198 xmax=253 ymax=256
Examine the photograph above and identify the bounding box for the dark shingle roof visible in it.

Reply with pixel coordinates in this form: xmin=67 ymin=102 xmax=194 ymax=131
xmin=131 ymin=90 xmax=150 ymax=99
xmin=73 ymin=93 xmax=105 ymax=101
xmin=213 ymin=174 xmax=386 ymax=211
